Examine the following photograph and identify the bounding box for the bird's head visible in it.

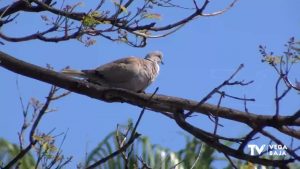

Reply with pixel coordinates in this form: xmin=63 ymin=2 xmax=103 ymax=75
xmin=145 ymin=51 xmax=164 ymax=65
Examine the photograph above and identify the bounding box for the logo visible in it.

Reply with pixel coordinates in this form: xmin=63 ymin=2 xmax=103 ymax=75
xmin=247 ymin=144 xmax=287 ymax=156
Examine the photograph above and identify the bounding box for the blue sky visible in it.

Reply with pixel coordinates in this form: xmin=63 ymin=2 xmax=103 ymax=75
xmin=1 ymin=0 xmax=300 ymax=168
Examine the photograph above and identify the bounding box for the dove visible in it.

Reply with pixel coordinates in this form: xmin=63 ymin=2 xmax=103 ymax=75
xmin=62 ymin=51 xmax=163 ymax=92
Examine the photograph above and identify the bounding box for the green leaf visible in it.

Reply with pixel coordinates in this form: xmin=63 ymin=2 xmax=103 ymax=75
xmin=0 ymin=138 xmax=36 ymax=169
xmin=85 ymin=122 xmax=216 ymax=169
xmin=82 ymin=11 xmax=107 ymax=28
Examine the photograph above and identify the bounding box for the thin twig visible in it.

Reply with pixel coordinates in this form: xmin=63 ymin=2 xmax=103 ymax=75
xmin=86 ymin=88 xmax=159 ymax=169
xmin=85 ymin=133 xmax=140 ymax=169
xmin=185 ymin=64 xmax=245 ymax=118
xmin=223 ymin=153 xmax=238 ymax=169
xmin=3 ymin=86 xmax=58 ymax=169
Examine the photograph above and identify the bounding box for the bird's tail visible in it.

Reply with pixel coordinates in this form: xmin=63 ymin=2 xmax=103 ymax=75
xmin=61 ymin=69 xmax=86 ymax=78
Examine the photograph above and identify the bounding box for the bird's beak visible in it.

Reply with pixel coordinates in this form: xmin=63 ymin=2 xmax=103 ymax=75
xmin=161 ymin=61 xmax=164 ymax=65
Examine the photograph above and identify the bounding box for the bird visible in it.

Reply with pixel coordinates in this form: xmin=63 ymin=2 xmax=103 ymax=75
xmin=61 ymin=51 xmax=163 ymax=92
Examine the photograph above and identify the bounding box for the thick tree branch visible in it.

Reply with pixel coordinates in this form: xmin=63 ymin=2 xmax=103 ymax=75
xmin=0 ymin=51 xmax=299 ymax=128
xmin=0 ymin=51 xmax=299 ymax=167
xmin=173 ymin=111 xmax=294 ymax=168
xmin=0 ymin=0 xmax=48 ymax=18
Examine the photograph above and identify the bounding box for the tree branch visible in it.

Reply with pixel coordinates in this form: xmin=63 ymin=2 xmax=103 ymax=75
xmin=0 ymin=50 xmax=299 ymax=126
xmin=0 ymin=50 xmax=299 ymax=167
xmin=85 ymin=133 xmax=140 ymax=169
xmin=0 ymin=0 xmax=239 ymax=46
xmin=0 ymin=51 xmax=299 ymax=127
xmin=173 ymin=111 xmax=294 ymax=167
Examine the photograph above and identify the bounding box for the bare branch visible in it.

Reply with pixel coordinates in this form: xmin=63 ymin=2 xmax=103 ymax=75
xmin=173 ymin=111 xmax=295 ymax=167
xmin=85 ymin=133 xmax=140 ymax=169
xmin=223 ymin=153 xmax=238 ymax=169
xmin=3 ymin=85 xmax=58 ymax=169
xmin=0 ymin=0 xmax=239 ymax=46
xmin=260 ymin=130 xmax=300 ymax=161
xmin=185 ymin=64 xmax=248 ymax=118
xmin=0 ymin=51 xmax=299 ymax=167
xmin=2 ymin=142 xmax=37 ymax=169
xmin=86 ymin=87 xmax=158 ymax=168
xmin=1 ymin=51 xmax=299 ymax=127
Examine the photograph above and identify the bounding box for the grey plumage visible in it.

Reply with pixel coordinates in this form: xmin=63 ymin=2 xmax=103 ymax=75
xmin=62 ymin=51 xmax=163 ymax=92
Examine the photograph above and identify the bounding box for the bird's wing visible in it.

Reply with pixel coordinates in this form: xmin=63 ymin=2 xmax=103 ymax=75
xmin=90 ymin=57 xmax=143 ymax=83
